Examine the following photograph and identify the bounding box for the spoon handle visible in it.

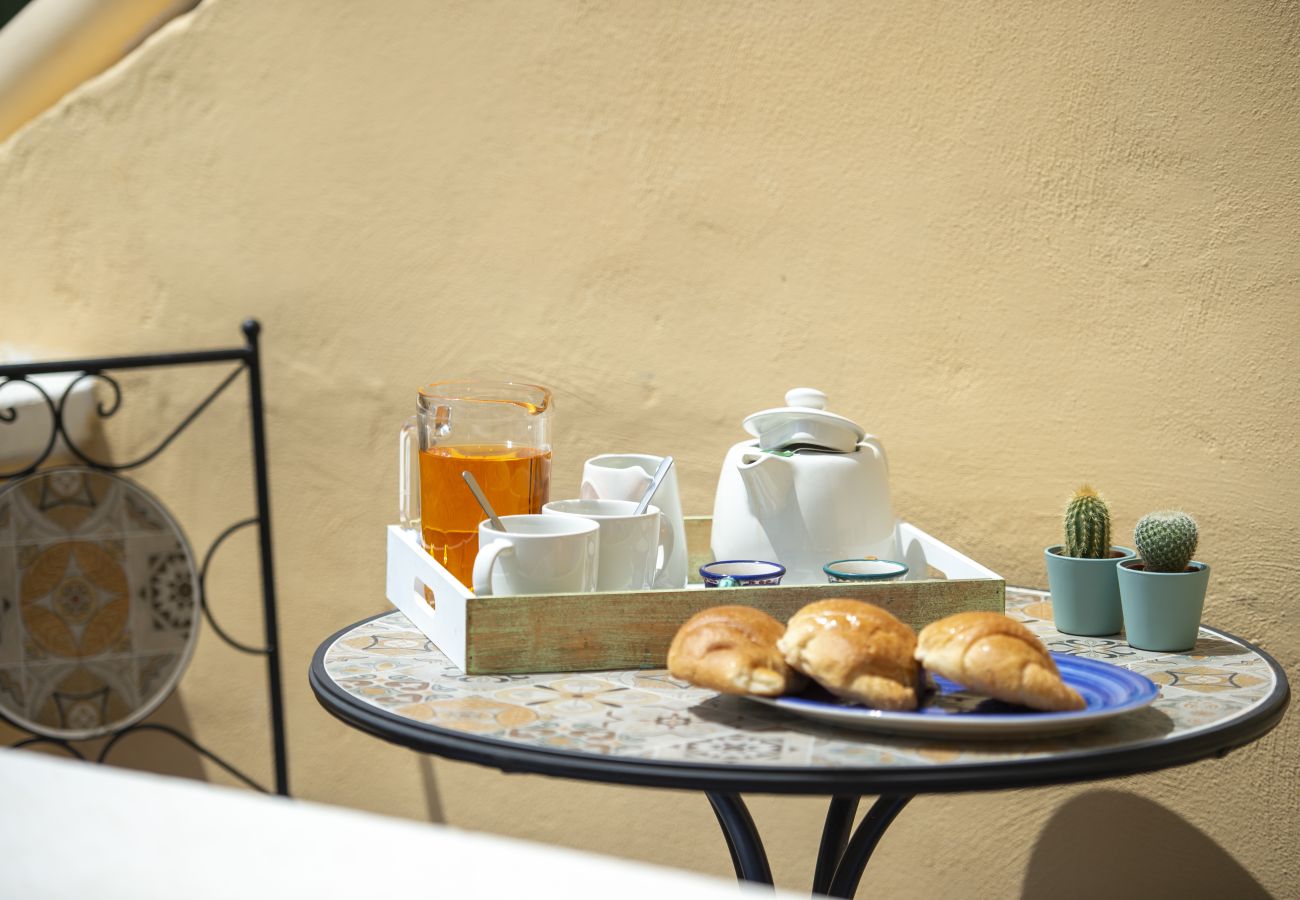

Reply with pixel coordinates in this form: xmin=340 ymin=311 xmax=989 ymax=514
xmin=462 ymin=471 xmax=506 ymax=531
xmin=635 ymin=456 xmax=674 ymax=516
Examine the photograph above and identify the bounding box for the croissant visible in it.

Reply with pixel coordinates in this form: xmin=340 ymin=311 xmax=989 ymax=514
xmin=777 ymin=599 xmax=921 ymax=711
xmin=667 ymin=606 xmax=805 ymax=696
xmin=915 ymin=611 xmax=1085 ymax=711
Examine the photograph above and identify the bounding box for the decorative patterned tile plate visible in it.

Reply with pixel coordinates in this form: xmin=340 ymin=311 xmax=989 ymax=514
xmin=0 ymin=468 xmax=199 ymax=739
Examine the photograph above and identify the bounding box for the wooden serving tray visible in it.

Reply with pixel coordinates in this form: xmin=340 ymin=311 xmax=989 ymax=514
xmin=386 ymin=518 xmax=1004 ymax=675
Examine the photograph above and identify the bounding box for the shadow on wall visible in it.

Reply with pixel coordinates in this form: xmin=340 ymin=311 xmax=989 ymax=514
xmin=80 ymin=692 xmax=208 ymax=781
xmin=2 ymin=691 xmax=206 ymax=782
xmin=1021 ymin=789 xmax=1270 ymax=900
xmin=418 ymin=756 xmax=446 ymax=824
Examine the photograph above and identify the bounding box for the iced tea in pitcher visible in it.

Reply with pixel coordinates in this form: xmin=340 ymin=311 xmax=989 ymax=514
xmin=400 ymin=381 xmax=553 ymax=589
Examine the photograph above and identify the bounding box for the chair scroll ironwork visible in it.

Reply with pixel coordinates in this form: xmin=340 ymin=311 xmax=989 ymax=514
xmin=0 ymin=320 xmax=288 ymax=796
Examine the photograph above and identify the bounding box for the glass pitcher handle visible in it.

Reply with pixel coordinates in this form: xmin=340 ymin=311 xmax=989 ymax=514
xmin=398 ymin=415 xmax=420 ymax=531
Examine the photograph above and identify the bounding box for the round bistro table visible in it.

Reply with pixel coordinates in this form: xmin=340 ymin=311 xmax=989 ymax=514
xmin=309 ymin=588 xmax=1289 ymax=897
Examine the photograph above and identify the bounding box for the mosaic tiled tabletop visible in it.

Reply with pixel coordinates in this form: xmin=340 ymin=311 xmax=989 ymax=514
xmin=319 ymin=589 xmax=1283 ymax=767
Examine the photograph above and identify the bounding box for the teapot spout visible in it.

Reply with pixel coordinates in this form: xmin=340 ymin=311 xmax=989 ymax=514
xmin=737 ymin=451 xmax=794 ymax=513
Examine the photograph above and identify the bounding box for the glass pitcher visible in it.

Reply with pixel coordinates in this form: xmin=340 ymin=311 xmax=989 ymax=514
xmin=399 ymin=380 xmax=553 ymax=589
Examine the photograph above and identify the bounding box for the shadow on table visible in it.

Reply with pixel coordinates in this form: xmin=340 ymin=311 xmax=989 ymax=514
xmin=1021 ymin=790 xmax=1270 ymax=900
xmin=1175 ymin=637 xmax=1249 ymax=658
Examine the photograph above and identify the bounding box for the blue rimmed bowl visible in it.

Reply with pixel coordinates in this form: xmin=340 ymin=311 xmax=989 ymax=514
xmin=699 ymin=560 xmax=786 ymax=588
xmin=823 ymin=558 xmax=909 ymax=583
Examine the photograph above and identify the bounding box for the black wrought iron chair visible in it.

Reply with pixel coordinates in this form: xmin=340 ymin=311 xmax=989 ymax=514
xmin=0 ymin=320 xmax=288 ymax=795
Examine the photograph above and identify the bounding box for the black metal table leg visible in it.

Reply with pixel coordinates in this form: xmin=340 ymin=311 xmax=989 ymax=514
xmin=706 ymin=792 xmax=774 ymax=886
xmin=813 ymin=795 xmax=861 ymax=895
xmin=826 ymin=794 xmax=912 ymax=898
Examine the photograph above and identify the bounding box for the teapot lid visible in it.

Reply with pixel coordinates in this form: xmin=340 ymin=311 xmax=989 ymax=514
xmin=742 ymin=388 xmax=866 ymax=453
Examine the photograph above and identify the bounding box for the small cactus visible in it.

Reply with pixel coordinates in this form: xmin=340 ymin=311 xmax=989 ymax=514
xmin=1135 ymin=511 xmax=1199 ymax=572
xmin=1064 ymin=485 xmax=1112 ymax=559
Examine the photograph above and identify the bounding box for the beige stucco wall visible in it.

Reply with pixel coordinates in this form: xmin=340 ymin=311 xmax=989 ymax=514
xmin=1 ymin=1 xmax=1296 ymax=897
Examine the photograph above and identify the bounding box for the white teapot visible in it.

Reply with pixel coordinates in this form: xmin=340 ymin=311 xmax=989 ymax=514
xmin=710 ymin=388 xmax=897 ymax=584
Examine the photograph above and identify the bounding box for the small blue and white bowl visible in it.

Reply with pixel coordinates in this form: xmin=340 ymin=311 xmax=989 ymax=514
xmin=699 ymin=560 xmax=786 ymax=588
xmin=823 ymin=558 xmax=909 ymax=583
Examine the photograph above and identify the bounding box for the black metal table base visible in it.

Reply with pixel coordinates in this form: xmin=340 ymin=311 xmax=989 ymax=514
xmin=707 ymin=792 xmax=913 ymax=897
xmin=707 ymin=792 xmax=773 ymax=885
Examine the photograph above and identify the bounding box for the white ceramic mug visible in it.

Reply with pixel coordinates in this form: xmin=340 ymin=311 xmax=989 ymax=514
xmin=581 ymin=454 xmax=687 ymax=589
xmin=543 ymin=499 xmax=674 ymax=592
xmin=472 ymin=514 xmax=599 ymax=596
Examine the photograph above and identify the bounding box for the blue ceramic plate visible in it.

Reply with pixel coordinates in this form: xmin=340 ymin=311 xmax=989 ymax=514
xmin=747 ymin=654 xmax=1159 ymax=739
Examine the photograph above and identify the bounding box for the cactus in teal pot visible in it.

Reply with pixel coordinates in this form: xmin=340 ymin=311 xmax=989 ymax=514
xmin=1135 ymin=511 xmax=1199 ymax=572
xmin=1064 ymin=485 xmax=1112 ymax=559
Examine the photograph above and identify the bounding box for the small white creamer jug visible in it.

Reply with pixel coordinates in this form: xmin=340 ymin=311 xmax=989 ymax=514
xmin=581 ymin=453 xmax=687 ymax=589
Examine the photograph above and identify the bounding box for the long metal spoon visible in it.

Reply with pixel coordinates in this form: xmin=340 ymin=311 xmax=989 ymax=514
xmin=462 ymin=471 xmax=506 ymax=531
xmin=634 ymin=456 xmax=674 ymax=516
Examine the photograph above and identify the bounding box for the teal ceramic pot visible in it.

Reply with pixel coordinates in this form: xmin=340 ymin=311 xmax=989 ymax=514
xmin=1044 ymin=545 xmax=1135 ymax=636
xmin=1118 ymin=560 xmax=1210 ymax=652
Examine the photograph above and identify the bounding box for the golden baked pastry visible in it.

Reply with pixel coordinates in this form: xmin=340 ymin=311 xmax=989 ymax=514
xmin=777 ymin=599 xmax=921 ymax=711
xmin=914 ymin=611 xmax=1086 ymax=711
xmin=667 ymin=605 xmax=805 ymax=696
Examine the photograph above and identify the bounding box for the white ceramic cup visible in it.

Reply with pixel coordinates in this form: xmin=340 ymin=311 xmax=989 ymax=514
xmin=580 ymin=454 xmax=687 ymax=589
xmin=472 ymin=514 xmax=599 ymax=597
xmin=543 ymin=499 xmax=674 ymax=592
